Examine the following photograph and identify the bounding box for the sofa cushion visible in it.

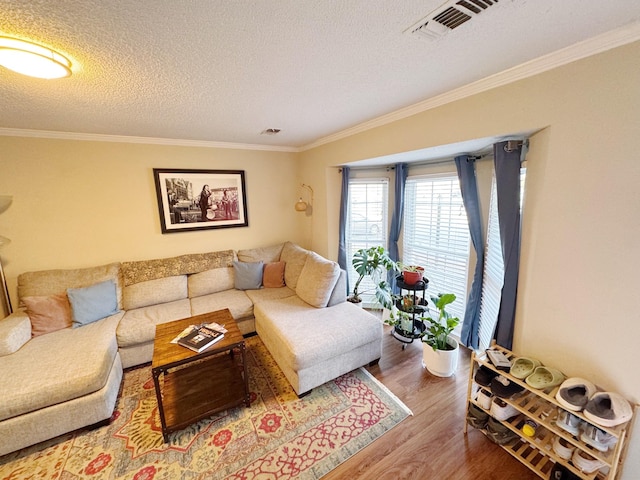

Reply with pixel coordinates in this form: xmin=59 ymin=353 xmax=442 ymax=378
xmin=0 ymin=312 xmax=122 ymax=422
xmin=116 ymin=299 xmax=192 ymax=347
xmin=255 ymin=296 xmax=382 ymax=371
xmin=68 ymin=280 xmax=119 ymax=328
xmin=23 ymin=293 xmax=72 ymax=337
xmin=245 ymin=286 xmax=296 ymax=304
xmin=0 ymin=313 xmax=32 ymax=356
xmin=188 ymin=267 xmax=234 ymax=298
xmin=17 ymin=262 xmax=122 ymax=310
xmin=263 ymin=261 xmax=286 ymax=288
xmin=295 ymin=252 xmax=341 ymax=308
xmin=327 ymin=270 xmax=348 ymax=307
xmin=280 ymin=242 xmax=309 ymax=289
xmin=190 ymin=289 xmax=253 ymax=320
xmin=123 ymin=275 xmax=188 ymax=310
xmin=237 ymin=243 xmax=284 ymax=263
xmin=233 ymin=261 xmax=263 ymax=290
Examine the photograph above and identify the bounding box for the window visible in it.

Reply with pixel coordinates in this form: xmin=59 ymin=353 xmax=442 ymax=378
xmin=477 ymin=168 xmax=526 ymax=351
xmin=403 ymin=174 xmax=470 ymax=322
xmin=346 ymin=178 xmax=389 ymax=307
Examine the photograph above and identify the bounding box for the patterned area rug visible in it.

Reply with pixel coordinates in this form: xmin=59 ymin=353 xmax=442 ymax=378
xmin=0 ymin=336 xmax=411 ymax=479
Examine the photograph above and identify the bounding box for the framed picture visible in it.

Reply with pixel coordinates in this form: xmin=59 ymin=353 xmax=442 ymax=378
xmin=153 ymin=168 xmax=248 ymax=233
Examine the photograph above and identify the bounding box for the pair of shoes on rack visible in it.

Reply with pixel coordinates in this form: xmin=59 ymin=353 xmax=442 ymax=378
xmin=555 ymin=410 xmax=618 ymax=452
xmin=556 ymin=378 xmax=633 ymax=427
xmin=511 ymin=357 xmax=566 ymax=390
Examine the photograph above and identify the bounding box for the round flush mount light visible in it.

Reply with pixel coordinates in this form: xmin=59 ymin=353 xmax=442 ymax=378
xmin=0 ymin=36 xmax=72 ymax=79
xmin=260 ymin=128 xmax=281 ymax=135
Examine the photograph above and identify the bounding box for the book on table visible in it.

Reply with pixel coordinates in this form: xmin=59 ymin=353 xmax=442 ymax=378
xmin=177 ymin=325 xmax=225 ymax=353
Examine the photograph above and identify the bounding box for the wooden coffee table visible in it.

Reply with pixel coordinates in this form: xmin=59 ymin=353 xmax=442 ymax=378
xmin=151 ymin=309 xmax=250 ymax=443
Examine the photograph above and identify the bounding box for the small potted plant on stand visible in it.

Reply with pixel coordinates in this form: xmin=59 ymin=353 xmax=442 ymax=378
xmin=420 ymin=293 xmax=460 ymax=377
xmin=348 ymin=246 xmax=399 ymax=309
xmin=400 ymin=265 xmax=424 ymax=286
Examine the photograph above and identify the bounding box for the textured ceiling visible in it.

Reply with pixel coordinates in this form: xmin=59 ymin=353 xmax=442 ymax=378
xmin=1 ymin=0 xmax=639 ymax=149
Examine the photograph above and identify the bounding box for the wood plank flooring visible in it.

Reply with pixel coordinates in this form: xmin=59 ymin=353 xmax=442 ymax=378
xmin=323 ymin=324 xmax=538 ymax=480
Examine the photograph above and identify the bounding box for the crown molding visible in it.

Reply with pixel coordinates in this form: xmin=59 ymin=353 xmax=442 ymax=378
xmin=0 ymin=128 xmax=300 ymax=153
xmin=301 ymin=21 xmax=640 ymax=152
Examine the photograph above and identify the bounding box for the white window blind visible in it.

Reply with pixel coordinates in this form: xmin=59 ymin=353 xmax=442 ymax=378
xmin=478 ymin=177 xmax=504 ymax=351
xmin=477 ymin=168 xmax=526 ymax=351
xmin=346 ymin=178 xmax=389 ymax=307
xmin=403 ymin=174 xmax=469 ymax=322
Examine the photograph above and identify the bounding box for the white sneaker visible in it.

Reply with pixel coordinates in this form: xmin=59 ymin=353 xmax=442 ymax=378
xmin=572 ymin=449 xmax=606 ymax=474
xmin=490 ymin=397 xmax=519 ymax=421
xmin=580 ymin=423 xmax=617 ymax=452
xmin=556 ymin=410 xmax=582 ymax=436
xmin=477 ymin=388 xmax=492 ymax=410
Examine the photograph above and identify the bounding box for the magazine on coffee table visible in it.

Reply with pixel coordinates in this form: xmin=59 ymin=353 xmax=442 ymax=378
xmin=176 ymin=325 xmax=225 ymax=353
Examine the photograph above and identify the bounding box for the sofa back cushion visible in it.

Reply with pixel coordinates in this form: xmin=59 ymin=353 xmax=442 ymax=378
xmin=17 ymin=263 xmax=122 ymax=310
xmin=123 ymin=275 xmax=188 ymax=310
xmin=188 ymin=267 xmax=234 ymax=298
xmin=280 ymin=242 xmax=309 ymax=289
xmin=237 ymin=243 xmax=284 ymax=263
xmin=295 ymin=252 xmax=341 ymax=308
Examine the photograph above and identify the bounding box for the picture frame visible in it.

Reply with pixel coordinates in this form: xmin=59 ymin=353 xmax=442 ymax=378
xmin=153 ymin=168 xmax=248 ymax=233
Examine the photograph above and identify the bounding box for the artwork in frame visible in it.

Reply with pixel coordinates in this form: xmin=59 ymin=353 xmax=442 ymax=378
xmin=153 ymin=168 xmax=248 ymax=233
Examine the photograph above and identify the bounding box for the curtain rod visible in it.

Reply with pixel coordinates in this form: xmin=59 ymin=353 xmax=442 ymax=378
xmin=338 ymin=152 xmax=491 ymax=173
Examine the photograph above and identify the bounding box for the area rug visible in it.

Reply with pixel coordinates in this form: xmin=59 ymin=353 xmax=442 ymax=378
xmin=0 ymin=336 xmax=411 ymax=480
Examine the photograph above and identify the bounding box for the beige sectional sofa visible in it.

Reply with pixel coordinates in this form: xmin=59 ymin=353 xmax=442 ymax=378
xmin=0 ymin=241 xmax=382 ymax=456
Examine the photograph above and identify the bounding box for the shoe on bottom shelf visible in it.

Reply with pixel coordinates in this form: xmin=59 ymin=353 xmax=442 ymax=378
xmin=572 ymin=449 xmax=606 ymax=474
xmin=490 ymin=397 xmax=519 ymax=421
xmin=486 ymin=417 xmax=519 ymax=445
xmin=467 ymin=404 xmax=489 ymax=429
xmin=550 ymin=463 xmax=581 ymax=480
xmin=580 ymin=423 xmax=617 ymax=452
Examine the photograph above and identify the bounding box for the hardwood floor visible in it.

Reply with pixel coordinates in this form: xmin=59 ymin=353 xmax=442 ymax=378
xmin=323 ymin=324 xmax=538 ymax=480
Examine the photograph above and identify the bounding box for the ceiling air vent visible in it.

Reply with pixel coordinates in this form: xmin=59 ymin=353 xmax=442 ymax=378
xmin=406 ymin=0 xmax=500 ymax=41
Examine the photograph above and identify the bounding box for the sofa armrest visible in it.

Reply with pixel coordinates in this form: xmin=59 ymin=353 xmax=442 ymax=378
xmin=0 ymin=309 xmax=32 ymax=356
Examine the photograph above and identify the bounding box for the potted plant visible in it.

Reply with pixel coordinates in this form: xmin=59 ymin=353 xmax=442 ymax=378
xmin=349 ymin=246 xmax=399 ymax=309
xmin=400 ymin=264 xmax=424 ymax=286
xmin=419 ymin=293 xmax=460 ymax=377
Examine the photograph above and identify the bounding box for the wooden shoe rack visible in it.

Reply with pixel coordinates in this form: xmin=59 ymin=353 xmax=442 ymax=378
xmin=464 ymin=344 xmax=637 ymax=479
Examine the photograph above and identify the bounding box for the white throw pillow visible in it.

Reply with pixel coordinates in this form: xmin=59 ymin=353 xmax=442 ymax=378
xmin=296 ymin=252 xmax=340 ymax=308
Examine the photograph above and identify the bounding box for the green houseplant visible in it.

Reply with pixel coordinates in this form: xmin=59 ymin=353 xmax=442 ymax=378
xmin=349 ymin=246 xmax=399 ymax=309
xmin=420 ymin=293 xmax=461 ymax=377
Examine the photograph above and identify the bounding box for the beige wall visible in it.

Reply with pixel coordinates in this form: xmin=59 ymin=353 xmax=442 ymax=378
xmin=300 ymin=41 xmax=640 ymax=476
xmin=0 ymin=138 xmax=302 ymax=310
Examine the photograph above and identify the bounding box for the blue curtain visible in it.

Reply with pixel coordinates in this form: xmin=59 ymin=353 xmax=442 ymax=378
xmin=337 ymin=167 xmax=350 ymax=293
xmin=455 ymin=155 xmax=484 ymax=349
xmin=387 ymin=163 xmax=408 ymax=293
xmin=493 ymin=141 xmax=523 ymax=350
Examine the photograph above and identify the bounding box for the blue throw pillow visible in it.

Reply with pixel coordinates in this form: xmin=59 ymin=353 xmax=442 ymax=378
xmin=233 ymin=261 xmax=263 ymax=290
xmin=67 ymin=280 xmax=119 ymax=327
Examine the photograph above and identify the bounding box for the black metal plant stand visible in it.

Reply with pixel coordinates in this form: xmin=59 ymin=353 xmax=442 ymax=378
xmin=392 ymin=274 xmax=429 ymax=349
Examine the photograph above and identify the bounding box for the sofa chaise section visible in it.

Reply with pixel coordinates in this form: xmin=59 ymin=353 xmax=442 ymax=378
xmin=0 ymin=312 xmax=123 ymax=456
xmin=255 ymin=296 xmax=382 ymax=395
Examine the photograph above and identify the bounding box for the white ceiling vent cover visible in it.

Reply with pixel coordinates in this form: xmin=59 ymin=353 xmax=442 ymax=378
xmin=406 ymin=0 xmax=500 ymax=41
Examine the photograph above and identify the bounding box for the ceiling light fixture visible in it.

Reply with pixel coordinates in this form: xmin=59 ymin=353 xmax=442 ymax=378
xmin=0 ymin=36 xmax=72 ymax=79
xmin=260 ymin=128 xmax=281 ymax=135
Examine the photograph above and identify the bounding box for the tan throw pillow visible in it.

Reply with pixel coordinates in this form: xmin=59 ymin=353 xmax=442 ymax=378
xmin=296 ymin=252 xmax=341 ymax=308
xmin=23 ymin=293 xmax=73 ymax=337
xmin=263 ymin=261 xmax=286 ymax=288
